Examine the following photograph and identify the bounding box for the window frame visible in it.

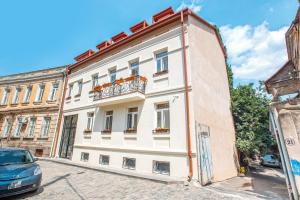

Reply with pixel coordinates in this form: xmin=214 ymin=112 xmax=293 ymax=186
xmin=27 ymin=117 xmax=36 ymax=137
xmin=122 ymin=157 xmax=136 ymax=170
xmin=86 ymin=112 xmax=94 ymax=131
xmin=77 ymin=80 xmax=83 ymax=96
xmin=126 ymin=107 xmax=138 ymax=130
xmin=1 ymin=89 xmax=10 ymax=105
xmin=36 ymin=84 xmax=45 ymax=102
xmin=23 ymin=86 xmax=32 ymax=103
xmin=41 ymin=117 xmax=51 ymax=138
xmin=14 ymin=117 xmax=23 ymax=137
xmin=104 ymin=111 xmax=113 ymax=131
xmin=12 ymin=87 xmax=21 ymax=104
xmin=153 ymin=161 xmax=170 ymax=175
xmin=99 ymin=155 xmax=110 ymax=165
xmin=155 ymin=103 xmax=170 ymax=129
xmin=67 ymin=83 xmax=73 ymax=98
xmin=155 ymin=50 xmax=168 ymax=73
xmin=130 ymin=61 xmax=139 ymax=76
xmin=2 ymin=118 xmax=12 ymax=137
xmin=91 ymin=74 xmax=99 ymax=90
xmin=48 ymin=83 xmax=59 ymax=101
xmin=109 ymin=69 xmax=117 ymax=83
xmin=80 ymin=152 xmax=89 ymax=162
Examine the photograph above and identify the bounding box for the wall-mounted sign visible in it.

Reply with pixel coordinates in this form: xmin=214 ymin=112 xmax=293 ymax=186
xmin=285 ymin=137 xmax=296 ymax=146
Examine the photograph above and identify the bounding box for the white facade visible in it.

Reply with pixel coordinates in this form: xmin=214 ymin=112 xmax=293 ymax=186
xmin=56 ymin=10 xmax=237 ymax=181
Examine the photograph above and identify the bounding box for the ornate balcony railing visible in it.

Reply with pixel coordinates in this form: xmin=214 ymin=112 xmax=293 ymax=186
xmin=93 ymin=75 xmax=147 ymax=101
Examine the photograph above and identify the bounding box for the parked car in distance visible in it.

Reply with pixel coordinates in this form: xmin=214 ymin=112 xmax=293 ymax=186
xmin=261 ymin=154 xmax=281 ymax=168
xmin=0 ymin=148 xmax=42 ymax=198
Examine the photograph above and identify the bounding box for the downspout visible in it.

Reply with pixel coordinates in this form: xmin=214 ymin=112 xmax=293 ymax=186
xmin=51 ymin=66 xmax=69 ymax=157
xmin=181 ymin=10 xmax=193 ymax=181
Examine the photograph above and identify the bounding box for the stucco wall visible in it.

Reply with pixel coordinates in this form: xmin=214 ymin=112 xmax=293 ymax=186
xmin=187 ymin=16 xmax=238 ymax=181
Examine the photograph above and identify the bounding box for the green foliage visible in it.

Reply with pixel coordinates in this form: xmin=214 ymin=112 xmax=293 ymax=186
xmin=231 ymin=83 xmax=275 ymax=157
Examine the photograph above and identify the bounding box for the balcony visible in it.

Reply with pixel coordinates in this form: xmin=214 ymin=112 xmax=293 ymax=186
xmin=93 ymin=75 xmax=147 ymax=106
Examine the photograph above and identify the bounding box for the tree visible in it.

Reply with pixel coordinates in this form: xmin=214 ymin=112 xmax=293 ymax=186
xmin=231 ymin=83 xmax=275 ymax=157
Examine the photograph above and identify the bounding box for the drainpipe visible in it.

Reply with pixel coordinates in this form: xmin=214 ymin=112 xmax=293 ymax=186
xmin=51 ymin=66 xmax=69 ymax=157
xmin=181 ymin=10 xmax=193 ymax=181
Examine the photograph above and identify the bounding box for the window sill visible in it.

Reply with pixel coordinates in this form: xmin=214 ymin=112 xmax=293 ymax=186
xmin=153 ymin=70 xmax=168 ymax=77
xmin=23 ymin=136 xmax=34 ymax=140
xmin=124 ymin=129 xmax=137 ymax=134
xmin=84 ymin=129 xmax=92 ymax=134
xmin=89 ymin=90 xmax=94 ymax=94
xmin=33 ymin=101 xmax=42 ymax=105
xmin=46 ymin=100 xmax=57 ymax=104
xmin=10 ymin=136 xmax=20 ymax=139
xmin=65 ymin=97 xmax=71 ymax=101
xmin=37 ymin=137 xmax=49 ymax=140
xmin=21 ymin=102 xmax=30 ymax=106
xmin=101 ymin=130 xmax=112 ymax=134
xmin=74 ymin=94 xmax=81 ymax=98
xmin=0 ymin=104 xmax=7 ymax=108
xmin=152 ymin=128 xmax=170 ymax=134
xmin=10 ymin=103 xmax=19 ymax=107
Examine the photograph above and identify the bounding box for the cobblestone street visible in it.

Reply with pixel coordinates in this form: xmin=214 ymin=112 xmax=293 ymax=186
xmin=8 ymin=160 xmax=288 ymax=200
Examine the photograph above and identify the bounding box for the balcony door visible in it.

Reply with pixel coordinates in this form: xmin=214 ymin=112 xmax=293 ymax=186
xmin=59 ymin=115 xmax=78 ymax=159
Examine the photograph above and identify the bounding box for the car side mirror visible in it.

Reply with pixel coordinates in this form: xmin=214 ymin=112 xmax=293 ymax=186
xmin=33 ymin=157 xmax=39 ymax=162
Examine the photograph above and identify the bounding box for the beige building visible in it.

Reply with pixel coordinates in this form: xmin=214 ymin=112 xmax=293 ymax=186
xmin=0 ymin=66 xmax=66 ymax=157
xmin=266 ymin=7 xmax=300 ymax=200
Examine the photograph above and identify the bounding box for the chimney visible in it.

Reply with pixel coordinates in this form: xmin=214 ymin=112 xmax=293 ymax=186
xmin=111 ymin=32 xmax=128 ymax=43
xmin=152 ymin=7 xmax=174 ymax=23
xmin=74 ymin=49 xmax=95 ymax=62
xmin=96 ymin=41 xmax=111 ymax=50
xmin=130 ymin=20 xmax=149 ymax=33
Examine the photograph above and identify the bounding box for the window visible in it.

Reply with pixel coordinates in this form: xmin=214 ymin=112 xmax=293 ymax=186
xmin=1 ymin=89 xmax=10 ymax=105
xmin=14 ymin=117 xmax=23 ymax=137
xmin=127 ymin=107 xmax=138 ymax=130
xmin=91 ymin=74 xmax=99 ymax=90
xmin=81 ymin=152 xmax=89 ymax=162
xmin=123 ymin=157 xmax=136 ymax=170
xmin=48 ymin=83 xmax=58 ymax=101
xmin=27 ymin=117 xmax=36 ymax=137
xmin=36 ymin=85 xmax=45 ymax=102
xmin=77 ymin=80 xmax=83 ymax=96
xmin=105 ymin=111 xmax=113 ymax=130
xmin=2 ymin=119 xmax=12 ymax=137
xmin=12 ymin=87 xmax=21 ymax=104
xmin=156 ymin=51 xmax=168 ymax=73
xmin=130 ymin=61 xmax=139 ymax=76
xmin=23 ymin=86 xmax=32 ymax=103
xmin=109 ymin=69 xmax=117 ymax=83
xmin=99 ymin=155 xmax=110 ymax=165
xmin=156 ymin=103 xmax=170 ymax=129
xmin=86 ymin=112 xmax=94 ymax=131
xmin=67 ymin=84 xmax=73 ymax=98
xmin=153 ymin=161 xmax=170 ymax=175
xmin=41 ymin=117 xmax=51 ymax=137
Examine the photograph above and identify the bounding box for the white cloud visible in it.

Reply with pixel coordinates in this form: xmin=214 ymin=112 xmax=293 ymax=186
xmin=220 ymin=22 xmax=288 ymax=81
xmin=176 ymin=0 xmax=202 ymax=13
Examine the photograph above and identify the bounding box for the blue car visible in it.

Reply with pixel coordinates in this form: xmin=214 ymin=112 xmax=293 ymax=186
xmin=0 ymin=148 xmax=42 ymax=198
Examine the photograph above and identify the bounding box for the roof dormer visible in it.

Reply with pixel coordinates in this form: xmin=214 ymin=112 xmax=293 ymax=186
xmin=111 ymin=32 xmax=128 ymax=43
xmin=152 ymin=7 xmax=174 ymax=23
xmin=74 ymin=49 xmax=95 ymax=62
xmin=96 ymin=41 xmax=111 ymax=50
xmin=130 ymin=21 xmax=149 ymax=33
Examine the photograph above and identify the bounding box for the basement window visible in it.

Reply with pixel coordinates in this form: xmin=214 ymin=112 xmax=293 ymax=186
xmin=80 ymin=152 xmax=89 ymax=162
xmin=123 ymin=157 xmax=136 ymax=170
xmin=99 ymin=155 xmax=110 ymax=165
xmin=153 ymin=161 xmax=170 ymax=175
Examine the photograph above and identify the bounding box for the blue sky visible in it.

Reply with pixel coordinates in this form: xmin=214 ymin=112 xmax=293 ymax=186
xmin=0 ymin=0 xmax=298 ymax=84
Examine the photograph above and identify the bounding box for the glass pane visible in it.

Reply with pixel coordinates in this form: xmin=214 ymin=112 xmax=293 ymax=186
xmin=127 ymin=114 xmax=132 ymax=129
xmin=133 ymin=114 xmax=138 ymax=129
xmin=157 ymin=111 xmax=161 ymax=128
xmin=156 ymin=59 xmax=161 ymax=72
xmin=164 ymin=110 xmax=170 ymax=129
xmin=162 ymin=56 xmax=168 ymax=70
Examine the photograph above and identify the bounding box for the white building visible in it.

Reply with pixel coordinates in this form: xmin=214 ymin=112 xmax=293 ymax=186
xmin=53 ymin=7 xmax=238 ymax=183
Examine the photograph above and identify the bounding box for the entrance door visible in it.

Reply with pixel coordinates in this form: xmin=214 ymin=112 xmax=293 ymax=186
xmin=196 ymin=123 xmax=214 ymax=185
xmin=59 ymin=115 xmax=78 ymax=159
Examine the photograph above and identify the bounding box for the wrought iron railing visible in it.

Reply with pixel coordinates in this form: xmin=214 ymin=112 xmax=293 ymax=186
xmin=94 ymin=75 xmax=147 ymax=101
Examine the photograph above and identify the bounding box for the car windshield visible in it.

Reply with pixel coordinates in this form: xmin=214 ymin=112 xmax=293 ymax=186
xmin=0 ymin=150 xmax=34 ymax=166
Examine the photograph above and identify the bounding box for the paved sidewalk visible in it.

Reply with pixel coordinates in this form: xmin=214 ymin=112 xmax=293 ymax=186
xmin=8 ymin=160 xmax=288 ymax=200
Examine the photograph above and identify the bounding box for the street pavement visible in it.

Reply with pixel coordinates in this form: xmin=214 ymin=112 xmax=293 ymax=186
xmin=7 ymin=160 xmax=289 ymax=200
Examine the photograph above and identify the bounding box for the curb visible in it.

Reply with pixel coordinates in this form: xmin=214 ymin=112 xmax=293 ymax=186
xmin=39 ymin=157 xmax=185 ymax=185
